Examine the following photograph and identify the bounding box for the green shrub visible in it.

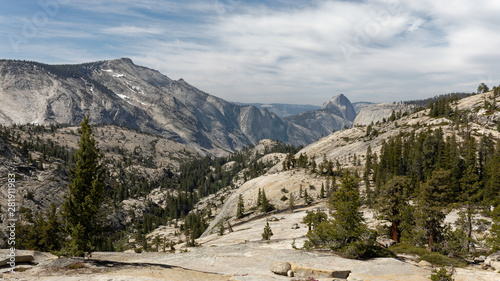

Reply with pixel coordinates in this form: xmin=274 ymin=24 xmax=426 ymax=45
xmin=340 ymin=242 xmax=396 ymax=260
xmin=430 ymin=267 xmax=454 ymax=281
xmin=390 ymin=243 xmax=428 ymax=256
xmin=420 ymin=252 xmax=466 ymax=267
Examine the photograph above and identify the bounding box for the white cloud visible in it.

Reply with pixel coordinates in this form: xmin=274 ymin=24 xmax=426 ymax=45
xmin=2 ymin=0 xmax=500 ymax=104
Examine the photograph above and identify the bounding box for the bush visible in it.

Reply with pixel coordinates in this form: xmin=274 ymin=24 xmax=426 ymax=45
xmin=390 ymin=243 xmax=428 ymax=256
xmin=340 ymin=243 xmax=395 ymax=260
xmin=66 ymin=262 xmax=86 ymax=269
xmin=420 ymin=252 xmax=466 ymax=267
xmin=430 ymin=267 xmax=454 ymax=281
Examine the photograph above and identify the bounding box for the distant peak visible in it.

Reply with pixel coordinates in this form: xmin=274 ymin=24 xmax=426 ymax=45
xmin=321 ymin=94 xmax=357 ymax=121
xmin=321 ymin=94 xmax=349 ymax=109
xmin=115 ymin=57 xmax=134 ymax=65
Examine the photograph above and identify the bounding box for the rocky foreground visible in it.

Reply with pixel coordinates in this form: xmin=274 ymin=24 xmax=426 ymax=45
xmin=2 ymin=205 xmax=499 ymax=281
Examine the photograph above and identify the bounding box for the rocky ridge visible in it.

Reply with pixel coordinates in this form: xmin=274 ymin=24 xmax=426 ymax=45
xmin=0 ymin=59 xmax=353 ymax=156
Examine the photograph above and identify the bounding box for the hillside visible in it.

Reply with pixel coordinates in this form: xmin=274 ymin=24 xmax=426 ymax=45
xmin=1 ymin=87 xmax=500 ymax=280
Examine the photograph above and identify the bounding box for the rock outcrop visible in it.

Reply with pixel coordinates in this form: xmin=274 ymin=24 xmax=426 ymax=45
xmin=353 ymin=103 xmax=415 ymax=126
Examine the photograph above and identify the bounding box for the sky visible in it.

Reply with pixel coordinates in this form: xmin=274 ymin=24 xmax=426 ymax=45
xmin=1 ymin=0 xmax=500 ymax=105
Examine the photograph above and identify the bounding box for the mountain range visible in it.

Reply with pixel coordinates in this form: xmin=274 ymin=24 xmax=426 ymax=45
xmin=0 ymin=58 xmax=358 ymax=156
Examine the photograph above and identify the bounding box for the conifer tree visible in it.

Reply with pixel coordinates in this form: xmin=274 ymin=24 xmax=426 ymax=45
xmin=61 ymin=115 xmax=105 ymax=257
xmin=329 ymin=171 xmax=365 ymax=247
xmin=488 ymin=206 xmax=500 ymax=251
xmin=288 ymin=192 xmax=296 ymax=213
xmin=459 ymin=138 xmax=481 ymax=253
xmin=484 ymin=141 xmax=500 ymax=207
xmin=236 ymin=194 xmax=245 ymax=219
xmin=415 ymin=170 xmax=452 ymax=251
xmin=376 ymin=176 xmax=410 ymax=243
xmin=256 ymin=188 xmax=262 ymax=207
xmin=262 ymin=222 xmax=273 ymax=240
xmin=260 ymin=189 xmax=273 ymax=213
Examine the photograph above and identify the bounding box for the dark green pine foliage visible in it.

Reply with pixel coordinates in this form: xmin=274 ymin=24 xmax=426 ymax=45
xmin=459 ymin=137 xmax=481 ymax=253
xmin=376 ymin=176 xmax=411 ymax=243
xmin=262 ymin=222 xmax=273 ymax=240
xmin=257 ymin=188 xmax=262 ymax=207
xmin=260 ymin=189 xmax=274 ymax=213
xmin=485 ymin=141 xmax=500 ymax=207
xmin=61 ymin=115 xmax=106 ymax=257
xmin=15 ymin=203 xmax=64 ymax=252
xmin=489 ymin=206 xmax=500 ymax=251
xmin=415 ymin=170 xmax=453 ymax=251
xmin=329 ymin=171 xmax=366 ymax=248
xmin=236 ymin=194 xmax=245 ymax=219
xmin=302 ymin=211 xmax=327 ymax=231
xmin=305 ymin=171 xmax=369 ymax=251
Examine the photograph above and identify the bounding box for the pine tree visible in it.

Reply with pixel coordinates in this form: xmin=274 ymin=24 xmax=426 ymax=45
xmin=415 ymin=169 xmax=452 ymax=251
xmin=288 ymin=192 xmax=296 ymax=213
xmin=488 ymin=206 xmax=500 ymax=251
xmin=376 ymin=176 xmax=410 ymax=243
xmin=329 ymin=171 xmax=365 ymax=247
xmin=256 ymin=188 xmax=262 ymax=207
xmin=305 ymin=171 xmax=370 ymax=253
xmin=262 ymin=222 xmax=273 ymax=240
xmin=61 ymin=115 xmax=105 ymax=257
xmin=261 ymin=189 xmax=273 ymax=213
xmin=236 ymin=194 xmax=245 ymax=219
xmin=484 ymin=141 xmax=500 ymax=207
xmin=459 ymin=138 xmax=481 ymax=253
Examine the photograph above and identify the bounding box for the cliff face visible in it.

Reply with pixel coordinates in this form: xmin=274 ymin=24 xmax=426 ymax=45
xmin=0 ymin=58 xmax=321 ymax=155
xmin=353 ymin=103 xmax=415 ymax=126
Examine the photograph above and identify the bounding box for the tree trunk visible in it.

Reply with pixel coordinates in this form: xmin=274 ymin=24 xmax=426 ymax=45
xmin=466 ymin=204 xmax=473 ymax=253
xmin=390 ymin=220 xmax=400 ymax=243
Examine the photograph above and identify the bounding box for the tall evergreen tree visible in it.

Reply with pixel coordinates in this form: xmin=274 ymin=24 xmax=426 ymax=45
xmin=459 ymin=138 xmax=481 ymax=253
xmin=262 ymin=222 xmax=273 ymax=240
xmin=415 ymin=170 xmax=452 ymax=251
xmin=484 ymin=141 xmax=500 ymax=207
xmin=61 ymin=115 xmax=105 ymax=257
xmin=376 ymin=176 xmax=411 ymax=243
xmin=236 ymin=194 xmax=245 ymax=219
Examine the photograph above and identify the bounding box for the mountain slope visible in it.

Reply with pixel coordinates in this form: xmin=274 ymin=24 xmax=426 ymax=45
xmin=285 ymin=94 xmax=356 ymax=138
xmin=236 ymin=102 xmax=321 ymax=118
xmin=0 ymin=58 xmax=319 ymax=155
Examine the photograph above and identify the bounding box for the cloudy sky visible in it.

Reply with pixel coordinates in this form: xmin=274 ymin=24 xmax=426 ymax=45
xmin=1 ymin=0 xmax=499 ymax=105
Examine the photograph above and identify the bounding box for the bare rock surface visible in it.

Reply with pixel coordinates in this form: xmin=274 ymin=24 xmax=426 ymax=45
xmin=2 ymin=207 xmax=500 ymax=280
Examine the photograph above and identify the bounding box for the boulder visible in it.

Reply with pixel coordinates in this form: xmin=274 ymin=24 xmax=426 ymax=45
xmin=0 ymin=255 xmax=34 ymax=266
xmin=376 ymin=237 xmax=396 ymax=248
xmin=270 ymin=261 xmax=291 ymax=276
xmin=287 ymin=270 xmax=294 ymax=277
xmin=418 ymin=260 xmax=432 ymax=267
xmin=484 ymin=251 xmax=500 ymax=267
xmin=491 ymin=261 xmax=500 ymax=270
xmin=291 ymin=223 xmax=300 ymax=229
xmin=290 ymin=263 xmax=351 ymax=279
